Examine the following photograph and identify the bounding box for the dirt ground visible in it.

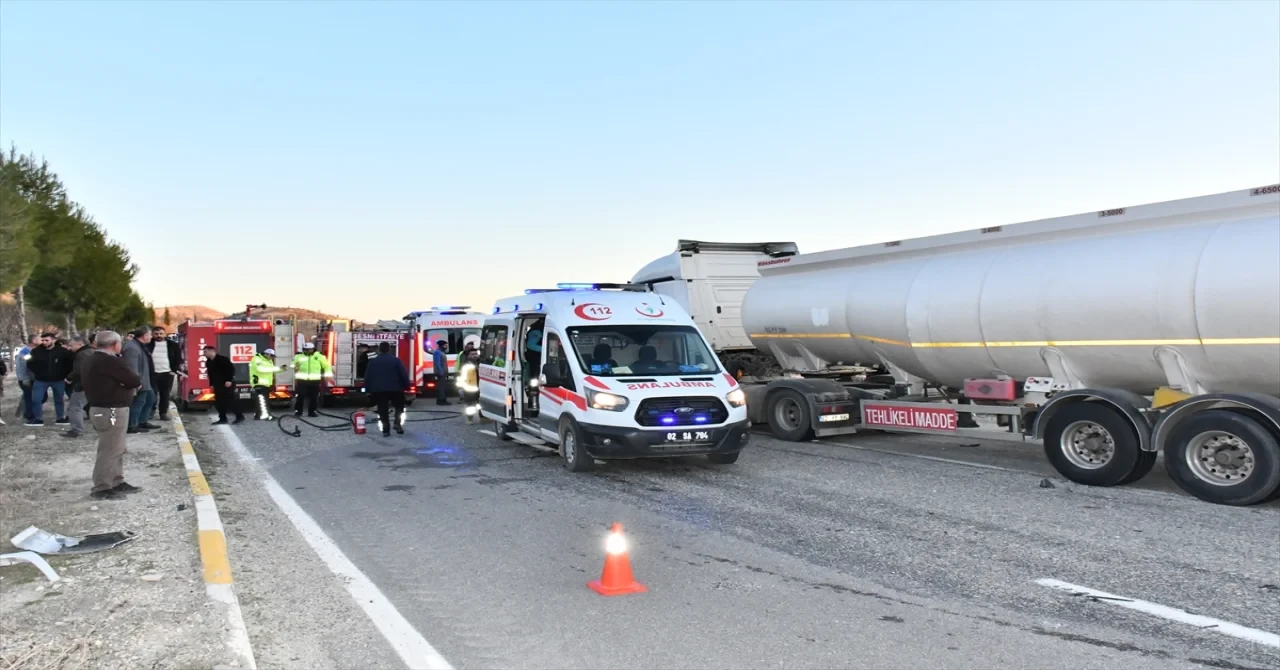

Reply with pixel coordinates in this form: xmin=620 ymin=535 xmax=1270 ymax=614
xmin=0 ymin=376 xmax=228 ymax=669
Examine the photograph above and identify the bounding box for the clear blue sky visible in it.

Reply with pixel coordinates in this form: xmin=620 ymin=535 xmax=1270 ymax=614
xmin=3 ymin=0 xmax=1277 ymax=321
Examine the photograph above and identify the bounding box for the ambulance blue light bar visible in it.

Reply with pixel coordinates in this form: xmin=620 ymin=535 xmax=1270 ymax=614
xmin=556 ymin=282 xmax=648 ymax=292
xmin=429 ymin=305 xmax=471 ymax=311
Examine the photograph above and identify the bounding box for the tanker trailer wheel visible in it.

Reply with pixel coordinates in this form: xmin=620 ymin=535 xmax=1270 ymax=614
xmin=766 ymin=389 xmax=814 ymax=441
xmin=1163 ymin=410 xmax=1280 ymax=506
xmin=1043 ymin=402 xmax=1144 ymax=487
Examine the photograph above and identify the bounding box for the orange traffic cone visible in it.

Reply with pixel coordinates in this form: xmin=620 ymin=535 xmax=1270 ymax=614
xmin=587 ymin=523 xmax=647 ymax=596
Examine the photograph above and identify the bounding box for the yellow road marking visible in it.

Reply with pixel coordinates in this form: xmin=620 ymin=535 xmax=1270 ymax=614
xmin=188 ymin=471 xmax=211 ymax=496
xmin=198 ymin=530 xmax=234 ymax=584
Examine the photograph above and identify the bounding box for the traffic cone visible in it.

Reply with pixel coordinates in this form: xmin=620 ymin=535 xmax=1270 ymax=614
xmin=588 ymin=523 xmax=647 ymax=596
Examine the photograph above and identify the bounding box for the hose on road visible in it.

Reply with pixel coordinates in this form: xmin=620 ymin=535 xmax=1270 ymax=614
xmin=276 ymin=407 xmax=460 ymax=438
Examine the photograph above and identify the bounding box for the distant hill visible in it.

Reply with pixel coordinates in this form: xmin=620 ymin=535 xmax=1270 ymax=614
xmin=222 ymin=305 xmax=350 ymax=322
xmin=154 ymin=305 xmax=226 ymax=325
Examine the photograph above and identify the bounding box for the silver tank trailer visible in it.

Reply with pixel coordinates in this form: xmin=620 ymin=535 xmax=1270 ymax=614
xmin=742 ymin=186 xmax=1280 ymax=396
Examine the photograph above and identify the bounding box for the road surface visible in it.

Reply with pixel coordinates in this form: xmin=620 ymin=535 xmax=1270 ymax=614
xmin=185 ymin=404 xmax=1280 ymax=670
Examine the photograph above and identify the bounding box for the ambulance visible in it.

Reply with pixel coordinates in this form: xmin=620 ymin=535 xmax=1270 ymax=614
xmin=477 ymin=283 xmax=751 ymax=471
xmin=404 ymin=306 xmax=485 ymax=397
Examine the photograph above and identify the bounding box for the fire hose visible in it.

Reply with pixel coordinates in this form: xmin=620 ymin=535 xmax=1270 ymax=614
xmin=276 ymin=407 xmax=459 ymax=437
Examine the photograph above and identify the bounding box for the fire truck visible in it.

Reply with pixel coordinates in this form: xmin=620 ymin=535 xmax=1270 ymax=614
xmin=404 ymin=307 xmax=485 ymax=397
xmin=177 ymin=309 xmax=296 ymax=411
xmin=314 ymin=320 xmax=419 ymax=405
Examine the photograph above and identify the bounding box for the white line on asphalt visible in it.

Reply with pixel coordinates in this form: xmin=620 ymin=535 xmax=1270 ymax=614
xmin=218 ymin=427 xmax=454 ymax=670
xmin=813 ymin=439 xmax=1021 ymax=473
xmin=1035 ymin=578 xmax=1280 ymax=648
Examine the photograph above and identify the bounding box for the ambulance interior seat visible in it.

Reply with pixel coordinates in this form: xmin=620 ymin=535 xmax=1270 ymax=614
xmin=591 ymin=343 xmax=618 ymax=368
xmin=631 ymin=346 xmax=663 ymax=373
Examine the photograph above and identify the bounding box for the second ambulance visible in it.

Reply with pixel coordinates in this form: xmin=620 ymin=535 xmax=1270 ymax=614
xmin=477 ymin=283 xmax=750 ymax=471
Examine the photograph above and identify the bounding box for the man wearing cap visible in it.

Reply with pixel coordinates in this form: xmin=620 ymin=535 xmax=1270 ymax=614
xmin=203 ymin=345 xmax=244 ymax=425
xmin=249 ymin=348 xmax=284 ymax=420
xmin=291 ymin=341 xmax=332 ymax=417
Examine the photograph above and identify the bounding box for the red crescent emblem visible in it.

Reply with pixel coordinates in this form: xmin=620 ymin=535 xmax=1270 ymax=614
xmin=573 ymin=303 xmax=612 ymax=321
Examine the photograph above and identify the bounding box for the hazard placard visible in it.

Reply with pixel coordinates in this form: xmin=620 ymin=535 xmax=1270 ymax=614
xmin=230 ymin=343 xmax=257 ymax=364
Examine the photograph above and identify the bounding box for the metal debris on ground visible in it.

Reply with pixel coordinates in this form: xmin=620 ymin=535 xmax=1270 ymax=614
xmin=11 ymin=526 xmax=138 ymax=555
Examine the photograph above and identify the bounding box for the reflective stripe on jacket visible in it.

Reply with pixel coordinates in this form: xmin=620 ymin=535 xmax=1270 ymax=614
xmin=291 ymin=352 xmax=333 ymax=381
xmin=249 ymin=354 xmax=282 ymax=387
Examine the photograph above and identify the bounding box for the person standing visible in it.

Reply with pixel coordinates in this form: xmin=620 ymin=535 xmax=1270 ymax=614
xmin=0 ymin=355 xmax=7 ymax=425
xmin=204 ymin=345 xmax=244 ymax=425
xmin=432 ymin=340 xmax=451 ymax=406
xmin=291 ymin=342 xmax=332 ymax=417
xmin=14 ymin=335 xmax=37 ymax=422
xmin=121 ymin=327 xmax=157 ymax=434
xmin=28 ymin=332 xmax=72 ymax=426
xmin=248 ymin=348 xmax=284 ymax=420
xmin=148 ymin=326 xmax=182 ymax=421
xmin=364 ymin=341 xmax=411 ymax=436
xmin=62 ymin=335 xmax=93 ymax=439
xmin=80 ymin=330 xmax=143 ymax=500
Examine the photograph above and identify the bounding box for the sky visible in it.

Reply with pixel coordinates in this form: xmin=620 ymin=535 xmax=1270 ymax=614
xmin=2 ymin=0 xmax=1277 ymax=322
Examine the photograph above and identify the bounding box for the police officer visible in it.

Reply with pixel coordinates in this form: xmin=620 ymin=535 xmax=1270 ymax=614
xmin=249 ymin=348 xmax=284 ymax=420
xmin=291 ymin=342 xmax=333 ymax=417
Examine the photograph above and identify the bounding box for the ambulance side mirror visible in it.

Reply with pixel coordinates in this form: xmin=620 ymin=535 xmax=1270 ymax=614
xmin=541 ymin=362 xmax=563 ymax=389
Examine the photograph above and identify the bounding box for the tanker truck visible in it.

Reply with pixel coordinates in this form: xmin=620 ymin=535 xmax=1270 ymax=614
xmin=736 ymin=184 xmax=1280 ymax=506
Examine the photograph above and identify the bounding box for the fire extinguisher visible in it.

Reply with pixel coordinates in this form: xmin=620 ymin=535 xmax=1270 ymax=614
xmin=353 ymin=411 xmax=366 ymax=435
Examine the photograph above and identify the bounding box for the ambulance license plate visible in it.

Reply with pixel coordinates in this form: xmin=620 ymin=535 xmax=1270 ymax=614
xmin=819 ymin=413 xmax=850 ymax=423
xmin=238 ymin=391 xmax=251 ymax=399
xmin=665 ymin=430 xmax=711 ymax=443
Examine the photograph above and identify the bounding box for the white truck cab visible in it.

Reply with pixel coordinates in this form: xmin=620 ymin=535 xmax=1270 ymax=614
xmin=478 ymin=283 xmax=751 ymax=471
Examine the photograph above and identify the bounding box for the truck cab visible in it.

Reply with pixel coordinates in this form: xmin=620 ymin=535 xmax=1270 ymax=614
xmin=477 ymin=283 xmax=751 ymax=471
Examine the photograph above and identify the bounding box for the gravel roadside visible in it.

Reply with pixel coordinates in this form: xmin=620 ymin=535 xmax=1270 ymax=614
xmin=0 ymin=377 xmax=227 ymax=669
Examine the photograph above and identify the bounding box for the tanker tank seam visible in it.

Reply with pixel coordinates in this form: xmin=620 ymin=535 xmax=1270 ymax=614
xmin=1187 ymin=222 xmax=1218 ymax=354
xmin=974 ymin=246 xmax=1006 ymax=374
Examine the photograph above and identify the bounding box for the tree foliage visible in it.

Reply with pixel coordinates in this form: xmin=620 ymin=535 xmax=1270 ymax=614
xmin=2 ymin=145 xmax=154 ymax=338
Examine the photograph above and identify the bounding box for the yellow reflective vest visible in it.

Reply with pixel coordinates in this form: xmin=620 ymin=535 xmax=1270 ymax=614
xmin=292 ymin=352 xmax=334 ymax=382
xmin=249 ymin=354 xmax=283 ymax=387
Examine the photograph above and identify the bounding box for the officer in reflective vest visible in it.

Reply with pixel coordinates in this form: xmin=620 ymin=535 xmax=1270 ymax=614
xmin=249 ymin=349 xmax=284 ymax=420
xmin=291 ymin=342 xmax=333 ymax=417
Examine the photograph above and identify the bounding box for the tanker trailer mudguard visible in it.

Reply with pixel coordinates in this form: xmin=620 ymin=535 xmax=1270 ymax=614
xmin=1033 ymin=389 xmax=1155 ymax=451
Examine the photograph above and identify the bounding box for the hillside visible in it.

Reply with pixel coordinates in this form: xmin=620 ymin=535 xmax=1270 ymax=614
xmin=154 ymin=305 xmax=225 ymax=324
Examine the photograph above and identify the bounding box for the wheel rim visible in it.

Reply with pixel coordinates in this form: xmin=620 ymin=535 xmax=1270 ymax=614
xmin=1059 ymin=420 xmax=1115 ymax=470
xmin=773 ymin=397 xmax=803 ymax=431
xmin=564 ymin=432 xmax=576 ymax=464
xmin=1185 ymin=430 xmax=1254 ymax=486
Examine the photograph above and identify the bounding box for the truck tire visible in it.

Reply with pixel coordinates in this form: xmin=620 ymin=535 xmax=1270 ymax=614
xmin=1163 ymin=410 xmax=1280 ymax=506
xmin=494 ymin=419 xmax=513 ymax=441
xmin=707 ymin=451 xmax=740 ymax=465
xmin=1043 ymin=402 xmax=1144 ymax=487
xmin=766 ymin=389 xmax=814 ymax=442
xmin=1119 ymin=450 xmax=1158 ymax=485
xmin=559 ymin=421 xmax=594 ymax=472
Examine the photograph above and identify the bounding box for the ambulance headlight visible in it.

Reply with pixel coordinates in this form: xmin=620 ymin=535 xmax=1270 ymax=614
xmin=586 ymin=389 xmax=629 ymax=412
xmin=725 ymin=388 xmax=747 ymax=408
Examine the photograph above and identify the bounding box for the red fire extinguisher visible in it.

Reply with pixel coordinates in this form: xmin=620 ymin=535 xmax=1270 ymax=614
xmin=353 ymin=411 xmax=367 ymax=435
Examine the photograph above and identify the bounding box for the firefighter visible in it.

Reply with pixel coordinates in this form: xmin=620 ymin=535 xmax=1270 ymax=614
xmin=249 ymin=348 xmax=284 ymax=420
xmin=457 ymin=346 xmax=481 ymax=423
xmin=291 ymin=342 xmax=333 ymax=417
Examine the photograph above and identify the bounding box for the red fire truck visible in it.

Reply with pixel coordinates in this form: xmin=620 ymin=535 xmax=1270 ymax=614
xmin=177 ymin=315 xmax=296 ymax=411
xmin=404 ymin=307 xmax=484 ymax=397
xmin=315 ymin=321 xmax=419 ymax=405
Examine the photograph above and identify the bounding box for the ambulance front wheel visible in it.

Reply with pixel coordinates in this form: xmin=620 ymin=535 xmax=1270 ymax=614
xmin=559 ymin=421 xmax=594 ymax=473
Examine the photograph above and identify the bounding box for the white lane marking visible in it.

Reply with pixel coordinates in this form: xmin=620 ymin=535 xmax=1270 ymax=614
xmin=218 ymin=427 xmax=453 ymax=670
xmin=1035 ymin=578 xmax=1280 ymax=648
xmin=813 ymin=439 xmax=1020 ymax=473
xmin=477 ymin=429 xmax=497 ymax=437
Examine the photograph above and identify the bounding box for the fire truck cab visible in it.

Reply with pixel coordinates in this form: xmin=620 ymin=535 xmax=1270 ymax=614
xmin=404 ymin=307 xmax=484 ymax=397
xmin=478 ymin=283 xmax=750 ymax=472
xmin=177 ymin=317 xmax=296 ymax=411
xmin=316 ymin=320 xmax=418 ymax=405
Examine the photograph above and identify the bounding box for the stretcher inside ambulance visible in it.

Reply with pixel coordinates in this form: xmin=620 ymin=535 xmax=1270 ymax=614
xmin=478 ymin=283 xmax=750 ymax=472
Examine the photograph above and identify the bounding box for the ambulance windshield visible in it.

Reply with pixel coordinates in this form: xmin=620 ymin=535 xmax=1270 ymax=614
xmin=566 ymin=325 xmax=719 ymax=377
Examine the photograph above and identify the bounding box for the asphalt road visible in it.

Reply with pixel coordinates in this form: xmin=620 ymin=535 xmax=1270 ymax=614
xmin=187 ymin=403 xmax=1280 ymax=670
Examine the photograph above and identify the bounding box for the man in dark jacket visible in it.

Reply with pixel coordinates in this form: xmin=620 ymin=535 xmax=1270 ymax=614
xmin=62 ymin=335 xmax=93 ymax=439
xmin=148 ymin=326 xmax=183 ymax=422
xmin=364 ymin=341 xmax=410 ymax=436
xmin=122 ymin=327 xmax=157 ymax=433
xmin=28 ymin=332 xmax=72 ymax=426
xmin=203 ymin=345 xmax=244 ymax=425
xmin=81 ymin=330 xmax=143 ymax=500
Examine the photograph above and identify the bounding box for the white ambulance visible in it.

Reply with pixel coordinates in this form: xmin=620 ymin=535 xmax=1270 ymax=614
xmin=477 ymin=283 xmax=751 ymax=471
xmin=404 ymin=307 xmax=485 ymax=396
